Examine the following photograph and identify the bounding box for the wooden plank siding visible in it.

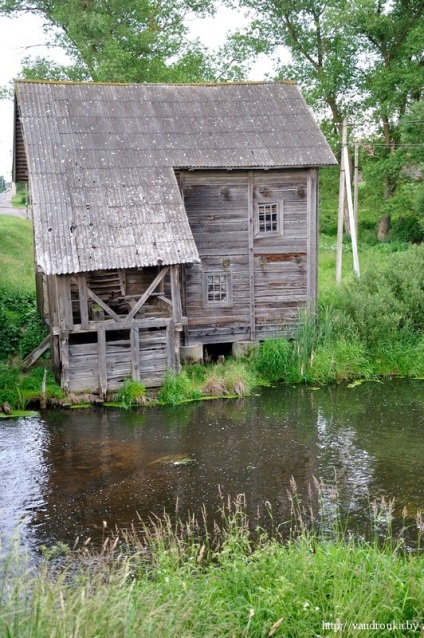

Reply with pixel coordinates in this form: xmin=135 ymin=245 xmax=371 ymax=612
xmin=180 ymin=168 xmax=314 ymax=345
xmin=67 ymin=328 xmax=169 ymax=392
xmin=181 ymin=171 xmax=250 ymax=345
xmin=45 ymin=265 xmax=182 ymax=392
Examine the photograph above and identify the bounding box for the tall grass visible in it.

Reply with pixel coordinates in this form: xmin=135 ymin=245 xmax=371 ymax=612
xmin=158 ymin=360 xmax=260 ymax=405
xmin=1 ymin=486 xmax=424 ymax=637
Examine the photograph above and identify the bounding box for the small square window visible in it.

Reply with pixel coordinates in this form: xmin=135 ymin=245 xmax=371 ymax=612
xmin=257 ymin=202 xmax=281 ymax=235
xmin=203 ymin=272 xmax=232 ymax=307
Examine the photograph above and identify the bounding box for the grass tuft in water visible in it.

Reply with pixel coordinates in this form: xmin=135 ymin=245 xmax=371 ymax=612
xmin=114 ymin=378 xmax=147 ymax=408
xmin=157 ymin=369 xmax=203 ymax=405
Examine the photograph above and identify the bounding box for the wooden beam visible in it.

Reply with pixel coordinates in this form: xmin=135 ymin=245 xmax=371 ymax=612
xmin=118 ymin=269 xmax=126 ymax=296
xmin=59 ymin=334 xmax=70 ymax=391
xmin=156 ymin=294 xmax=173 ymax=307
xmin=130 ymin=326 xmax=140 ymax=381
xmin=170 ymin=265 xmax=182 ymax=323
xmin=57 ymin=275 xmax=74 ymax=331
xmin=166 ymin=325 xmax=175 ymax=370
xmin=247 ymin=170 xmax=256 ymax=341
xmin=78 ymin=274 xmax=89 ymax=329
xmin=22 ymin=335 xmax=51 ymax=370
xmin=50 ymin=331 xmax=60 ymax=382
xmin=46 ymin=275 xmax=58 ymax=329
xmin=174 ymin=326 xmax=181 ymax=374
xmin=86 ymin=286 xmax=122 ymax=322
xmin=53 ymin=316 xmax=180 ymax=335
xmin=97 ymin=326 xmax=107 ymax=397
xmin=125 ymin=266 xmax=170 ymax=323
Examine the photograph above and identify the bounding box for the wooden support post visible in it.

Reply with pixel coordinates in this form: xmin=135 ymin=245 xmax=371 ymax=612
xmin=336 ymin=120 xmax=347 ymax=284
xmin=166 ymin=325 xmax=175 ymax=371
xmin=57 ymin=275 xmax=74 ymax=330
xmin=130 ymin=326 xmax=140 ymax=381
xmin=174 ymin=322 xmax=182 ymax=374
xmin=247 ymin=171 xmax=256 ymax=341
xmin=170 ymin=265 xmax=182 ymax=323
xmin=97 ymin=326 xmax=107 ymax=397
xmin=78 ymin=273 xmax=89 ymax=329
xmin=354 ymin=142 xmax=359 ymax=240
xmin=47 ymin=275 xmax=58 ymax=329
xmin=59 ymin=333 xmax=70 ymax=391
xmin=118 ymin=269 xmax=126 ymax=296
xmin=125 ymin=266 xmax=170 ymax=322
xmin=51 ymin=331 xmax=60 ymax=382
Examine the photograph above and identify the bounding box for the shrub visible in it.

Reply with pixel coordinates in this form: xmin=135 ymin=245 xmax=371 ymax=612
xmin=0 ymin=306 xmax=21 ymax=361
xmin=0 ymin=290 xmax=48 ymax=361
xmin=0 ymin=365 xmax=64 ymax=410
xmin=337 ymin=244 xmax=424 ymax=350
xmin=0 ymin=364 xmax=22 ymax=407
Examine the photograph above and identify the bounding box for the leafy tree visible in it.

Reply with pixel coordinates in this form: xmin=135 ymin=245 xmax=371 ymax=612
xmin=228 ymin=0 xmax=360 ymax=128
xmin=232 ymin=0 xmax=424 ymax=238
xmin=0 ymin=0 xmax=248 ymax=83
xmin=352 ymin=0 xmax=424 ymax=237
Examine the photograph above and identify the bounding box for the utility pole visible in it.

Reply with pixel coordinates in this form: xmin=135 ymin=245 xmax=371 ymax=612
xmin=336 ymin=120 xmax=360 ymax=283
xmin=336 ymin=121 xmax=346 ymax=284
xmin=353 ymin=142 xmax=359 ymax=240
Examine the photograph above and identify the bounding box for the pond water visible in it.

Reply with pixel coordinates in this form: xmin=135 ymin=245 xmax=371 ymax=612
xmin=1 ymin=379 xmax=423 ymax=553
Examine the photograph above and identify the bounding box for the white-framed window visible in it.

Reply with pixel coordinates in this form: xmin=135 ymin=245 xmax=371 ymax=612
xmin=203 ymin=271 xmax=233 ymax=307
xmin=256 ymin=201 xmax=282 ymax=236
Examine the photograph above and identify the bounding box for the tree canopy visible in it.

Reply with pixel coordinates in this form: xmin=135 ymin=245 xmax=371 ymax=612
xmin=0 ymin=0 xmax=249 ymax=82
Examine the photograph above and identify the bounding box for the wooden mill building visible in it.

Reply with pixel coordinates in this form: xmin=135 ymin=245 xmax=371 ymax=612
xmin=13 ymin=80 xmax=336 ymax=394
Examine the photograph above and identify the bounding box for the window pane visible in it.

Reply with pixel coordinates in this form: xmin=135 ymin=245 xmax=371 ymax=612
xmin=206 ymin=273 xmax=230 ymax=303
xmin=258 ymin=202 xmax=279 ymax=234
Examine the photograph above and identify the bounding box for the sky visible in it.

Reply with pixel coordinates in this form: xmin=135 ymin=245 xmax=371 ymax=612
xmin=0 ymin=8 xmax=288 ymax=181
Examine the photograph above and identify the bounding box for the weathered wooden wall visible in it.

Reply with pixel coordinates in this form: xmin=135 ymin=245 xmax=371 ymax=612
xmin=67 ymin=329 xmax=168 ymax=392
xmin=43 ymin=266 xmax=182 ymax=393
xmin=180 ymin=168 xmax=318 ymax=345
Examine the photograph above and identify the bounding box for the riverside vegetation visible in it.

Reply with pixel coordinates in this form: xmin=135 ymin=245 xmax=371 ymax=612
xmin=1 ymin=482 xmax=424 ymax=637
xmin=1 ymin=217 xmax=424 ymax=636
xmin=0 ymin=215 xmax=424 ymax=409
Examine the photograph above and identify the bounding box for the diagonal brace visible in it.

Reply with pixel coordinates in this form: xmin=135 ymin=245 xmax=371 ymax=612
xmin=125 ymin=266 xmax=170 ymax=323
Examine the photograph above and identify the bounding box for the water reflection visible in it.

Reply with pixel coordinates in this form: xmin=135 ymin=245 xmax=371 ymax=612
xmin=0 ymin=417 xmax=50 ymax=549
xmin=0 ymin=380 xmax=423 ymax=552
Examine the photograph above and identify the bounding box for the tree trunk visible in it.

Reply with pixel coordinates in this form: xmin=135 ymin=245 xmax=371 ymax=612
xmin=377 ymin=215 xmax=390 ymax=241
xmin=377 ymin=117 xmax=393 ymax=241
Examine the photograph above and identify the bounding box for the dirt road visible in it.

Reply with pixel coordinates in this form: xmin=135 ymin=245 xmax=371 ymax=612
xmin=0 ymin=190 xmax=31 ymax=219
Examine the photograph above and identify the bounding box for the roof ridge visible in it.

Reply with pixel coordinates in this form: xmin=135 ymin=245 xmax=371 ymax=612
xmin=14 ymin=79 xmax=297 ymax=87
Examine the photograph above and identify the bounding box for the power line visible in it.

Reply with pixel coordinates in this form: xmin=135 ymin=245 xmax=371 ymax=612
xmin=348 ymin=143 xmax=424 ymax=147
xmin=341 ymin=120 xmax=424 ymax=127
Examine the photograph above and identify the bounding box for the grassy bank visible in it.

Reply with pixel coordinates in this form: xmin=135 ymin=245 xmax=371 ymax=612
xmin=1 ymin=491 xmax=424 ymax=637
xmin=0 ymin=216 xmax=34 ymax=292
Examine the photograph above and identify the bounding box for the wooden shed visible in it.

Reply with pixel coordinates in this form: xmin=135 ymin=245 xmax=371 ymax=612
xmin=13 ymin=80 xmax=336 ymax=394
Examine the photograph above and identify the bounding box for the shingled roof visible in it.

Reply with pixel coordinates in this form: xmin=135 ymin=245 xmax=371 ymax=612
xmin=14 ymin=81 xmax=337 ymax=276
